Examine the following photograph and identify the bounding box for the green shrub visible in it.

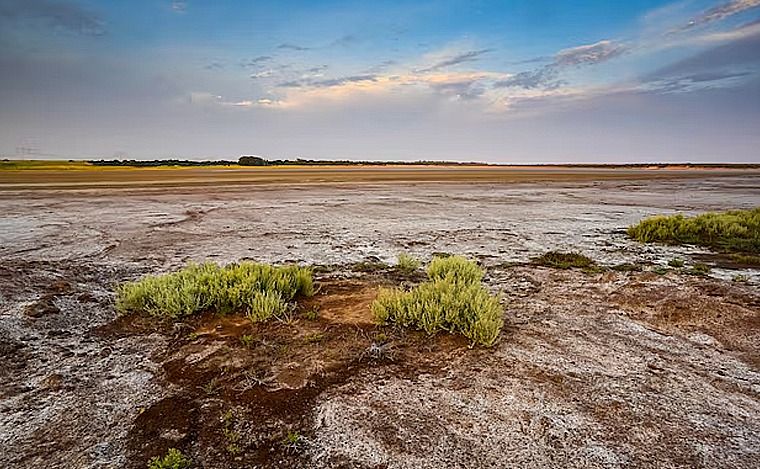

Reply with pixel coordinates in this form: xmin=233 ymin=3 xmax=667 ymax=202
xmin=396 ymin=253 xmax=421 ymax=274
xmin=689 ymin=263 xmax=711 ymax=276
xmin=627 ymin=208 xmax=760 ymax=254
xmin=534 ymin=251 xmax=594 ymax=269
xmin=733 ymin=274 xmax=749 ymax=283
xmin=148 ymin=448 xmax=190 ymax=469
xmin=668 ymin=258 xmax=685 ymax=268
xmin=116 ymin=261 xmax=313 ymax=320
xmin=352 ymin=260 xmax=388 ymax=272
xmin=373 ymin=257 xmax=503 ymax=347
xmin=729 ymin=253 xmax=760 ymax=266
xmin=427 ymin=255 xmax=484 ymax=285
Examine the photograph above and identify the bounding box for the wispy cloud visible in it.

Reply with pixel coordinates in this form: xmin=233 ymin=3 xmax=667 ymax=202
xmin=494 ymin=67 xmax=562 ymax=90
xmin=0 ymin=0 xmax=106 ymax=35
xmin=675 ymin=0 xmax=760 ymax=32
xmin=277 ymin=43 xmax=311 ymax=51
xmin=554 ymin=40 xmax=628 ymax=67
xmin=279 ymin=74 xmax=378 ymax=88
xmin=495 ymin=40 xmax=627 ymax=90
xmin=204 ymin=61 xmax=224 ymax=70
xmin=170 ymin=1 xmax=187 ymax=13
xmin=415 ymin=49 xmax=493 ymax=73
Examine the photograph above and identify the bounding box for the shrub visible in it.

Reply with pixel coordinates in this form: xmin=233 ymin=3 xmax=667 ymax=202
xmin=668 ymin=258 xmax=685 ymax=268
xmin=689 ymin=263 xmax=711 ymax=276
xmin=534 ymin=251 xmax=594 ymax=269
xmin=729 ymin=253 xmax=760 ymax=266
xmin=427 ymin=255 xmax=484 ymax=285
xmin=733 ymin=274 xmax=749 ymax=283
xmin=627 ymin=208 xmax=760 ymax=254
xmin=116 ymin=261 xmax=313 ymax=320
xmin=396 ymin=253 xmax=421 ymax=274
xmin=373 ymin=257 xmax=503 ymax=347
xmin=352 ymin=260 xmax=388 ymax=272
xmin=148 ymin=448 xmax=190 ymax=469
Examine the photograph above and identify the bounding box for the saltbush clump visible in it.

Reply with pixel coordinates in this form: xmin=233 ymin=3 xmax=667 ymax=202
xmin=373 ymin=256 xmax=503 ymax=347
xmin=148 ymin=448 xmax=190 ymax=469
xmin=627 ymin=208 xmax=760 ymax=255
xmin=427 ymin=255 xmax=484 ymax=284
xmin=534 ymin=251 xmax=594 ymax=269
xmin=396 ymin=253 xmax=421 ymax=274
xmin=117 ymin=261 xmax=313 ymax=320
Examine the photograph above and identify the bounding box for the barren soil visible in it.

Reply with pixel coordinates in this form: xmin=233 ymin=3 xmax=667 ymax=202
xmin=1 ymin=171 xmax=759 ymax=468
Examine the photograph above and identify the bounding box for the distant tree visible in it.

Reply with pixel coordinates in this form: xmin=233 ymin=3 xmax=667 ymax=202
xmin=238 ymin=156 xmax=268 ymax=166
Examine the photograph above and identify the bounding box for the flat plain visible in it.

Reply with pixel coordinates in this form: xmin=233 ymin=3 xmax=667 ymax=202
xmin=1 ymin=166 xmax=759 ymax=468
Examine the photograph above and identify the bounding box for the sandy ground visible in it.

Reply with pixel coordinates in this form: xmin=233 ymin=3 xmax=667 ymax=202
xmin=0 ymin=172 xmax=759 ymax=468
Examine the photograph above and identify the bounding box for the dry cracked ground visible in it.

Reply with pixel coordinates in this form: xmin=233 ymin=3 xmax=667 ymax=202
xmin=1 ymin=175 xmax=759 ymax=468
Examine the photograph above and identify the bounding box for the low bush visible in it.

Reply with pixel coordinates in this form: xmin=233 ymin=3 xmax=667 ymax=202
xmin=373 ymin=257 xmax=503 ymax=347
xmin=396 ymin=253 xmax=421 ymax=274
xmin=116 ymin=262 xmax=313 ymax=320
xmin=148 ymin=448 xmax=190 ymax=469
xmin=689 ymin=262 xmax=711 ymax=276
xmin=627 ymin=208 xmax=760 ymax=254
xmin=668 ymin=258 xmax=685 ymax=268
xmin=534 ymin=251 xmax=594 ymax=269
xmin=733 ymin=274 xmax=749 ymax=283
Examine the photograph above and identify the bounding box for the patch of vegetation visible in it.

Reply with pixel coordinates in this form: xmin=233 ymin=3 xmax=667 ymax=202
xmin=689 ymin=263 xmax=711 ymax=276
xmin=116 ymin=261 xmax=313 ymax=320
xmin=627 ymin=208 xmax=760 ymax=255
xmin=533 ymin=251 xmax=595 ymax=269
xmin=653 ymin=266 xmax=669 ymax=275
xmin=202 ymin=377 xmax=221 ymax=396
xmin=733 ymin=274 xmax=749 ymax=283
xmin=304 ymin=332 xmax=325 ymax=344
xmin=427 ymin=255 xmax=484 ymax=284
xmin=431 ymin=251 xmax=454 ymax=258
xmin=611 ymin=263 xmax=642 ymax=272
xmin=373 ymin=256 xmax=503 ymax=347
xmin=239 ymin=334 xmax=256 ymax=347
xmin=148 ymin=448 xmax=190 ymax=469
xmin=221 ymin=410 xmax=242 ymax=456
xmin=302 ymin=306 xmax=320 ymax=320
xmin=668 ymin=258 xmax=685 ymax=268
xmin=395 ymin=253 xmax=421 ymax=274
xmin=351 ymin=260 xmax=389 ymax=273
xmin=282 ymin=430 xmax=307 ymax=453
xmin=91 ymin=159 xmax=237 ymax=167
xmin=729 ymin=253 xmax=760 ymax=266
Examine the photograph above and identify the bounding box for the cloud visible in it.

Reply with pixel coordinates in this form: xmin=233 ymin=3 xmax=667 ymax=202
xmin=170 ymin=1 xmax=187 ymax=13
xmin=0 ymin=0 xmax=105 ymax=35
xmin=430 ymin=80 xmax=486 ymax=100
xmin=330 ymin=34 xmax=359 ymax=47
xmin=250 ymin=69 xmax=274 ymax=79
xmin=277 ymin=43 xmax=311 ymax=51
xmin=240 ymin=56 xmax=273 ymax=69
xmin=495 ymin=40 xmax=627 ymax=90
xmin=279 ymin=74 xmax=378 ymax=88
xmin=677 ymin=0 xmax=760 ymax=31
xmin=554 ymin=40 xmax=628 ymax=67
xmin=204 ymin=61 xmax=224 ymax=70
xmin=494 ymin=67 xmax=562 ymax=90
xmin=641 ymin=28 xmax=760 ymax=93
xmin=416 ymin=49 xmax=492 ymax=73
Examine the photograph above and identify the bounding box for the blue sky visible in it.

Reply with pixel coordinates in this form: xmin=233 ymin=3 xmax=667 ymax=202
xmin=1 ymin=0 xmax=759 ymax=162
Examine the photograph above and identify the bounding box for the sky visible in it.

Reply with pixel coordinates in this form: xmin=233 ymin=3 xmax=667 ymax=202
xmin=0 ymin=0 xmax=759 ymax=163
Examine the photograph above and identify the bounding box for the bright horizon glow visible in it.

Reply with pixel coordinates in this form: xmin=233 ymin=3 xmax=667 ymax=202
xmin=1 ymin=0 xmax=759 ymax=163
